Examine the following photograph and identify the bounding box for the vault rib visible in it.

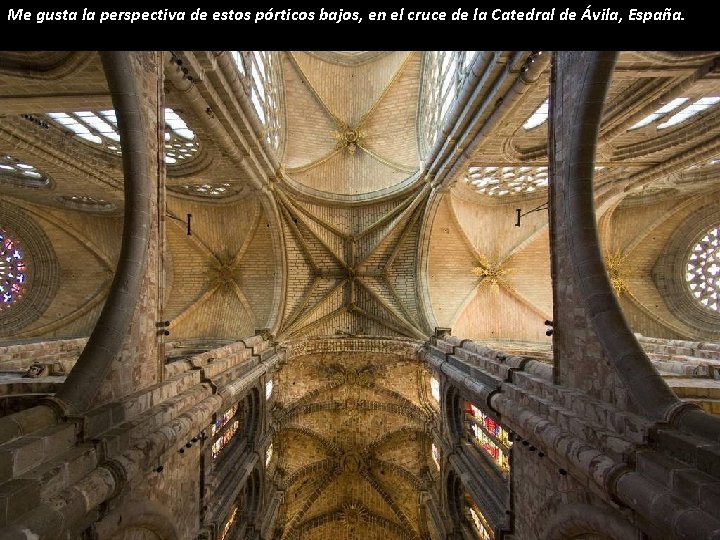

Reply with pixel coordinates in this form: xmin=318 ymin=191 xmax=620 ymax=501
xmin=282 ymin=470 xmax=337 ymax=540
xmin=277 ymin=189 xmax=349 ymax=240
xmin=352 ymin=303 xmax=422 ymax=339
xmin=361 ymin=469 xmax=419 ymax=538
xmin=369 ymin=458 xmax=426 ymax=491
xmin=15 ymin=283 xmax=111 ymax=338
xmin=13 ymin=199 xmax=116 ymax=270
xmin=286 ymin=304 xmax=348 ymax=339
xmin=165 ymin=282 xmax=222 ymax=330
xmin=356 ymin=279 xmax=425 ymax=339
xmin=282 ymin=279 xmax=347 ymax=337
xmin=278 ymin=192 xmax=347 ymax=270
xmin=229 ymin=200 xmax=261 ymax=267
xmin=167 ymin=211 xmax=222 ymax=267
xmin=227 ymin=279 xmax=256 ymax=324
xmin=280 ymin=459 xmax=337 ymax=490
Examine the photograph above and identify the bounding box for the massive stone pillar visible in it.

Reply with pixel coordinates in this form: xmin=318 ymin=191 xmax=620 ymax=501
xmin=548 ymin=51 xmax=680 ymax=421
xmin=56 ymin=51 xmax=164 ymax=413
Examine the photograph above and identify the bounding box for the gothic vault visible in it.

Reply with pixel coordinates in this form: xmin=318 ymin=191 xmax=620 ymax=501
xmin=0 ymin=51 xmax=719 ymax=540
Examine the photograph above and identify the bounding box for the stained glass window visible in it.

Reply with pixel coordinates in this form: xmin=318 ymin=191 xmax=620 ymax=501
xmin=211 ymin=404 xmax=238 ymax=437
xmin=219 ymin=505 xmax=238 ymax=540
xmin=164 ymin=108 xmax=199 ymax=164
xmin=211 ymin=420 xmax=239 ymax=460
xmin=58 ymin=195 xmax=115 ymax=212
xmin=0 ymin=228 xmax=27 ymax=310
xmin=169 ymin=183 xmax=243 ymax=199
xmin=630 ymin=98 xmax=688 ymax=130
xmin=466 ymin=403 xmax=511 ymax=474
xmin=686 ymin=225 xmax=720 ymax=312
xmin=658 ymin=97 xmax=720 ymax=129
xmin=467 ymin=495 xmax=494 ymax=540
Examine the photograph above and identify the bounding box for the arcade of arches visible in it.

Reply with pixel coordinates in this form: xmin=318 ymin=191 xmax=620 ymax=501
xmin=0 ymin=51 xmax=719 ymax=539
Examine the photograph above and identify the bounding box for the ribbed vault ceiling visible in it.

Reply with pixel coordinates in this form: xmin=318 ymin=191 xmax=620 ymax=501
xmin=271 ymin=345 xmax=435 ymax=540
xmin=280 ymin=51 xmax=422 ymax=197
xmin=1 ymin=50 xmax=720 ymax=540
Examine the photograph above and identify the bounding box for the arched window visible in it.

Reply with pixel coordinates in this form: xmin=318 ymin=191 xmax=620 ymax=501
xmin=168 ymin=183 xmax=245 ymax=199
xmin=245 ymin=388 xmax=260 ymax=442
xmin=444 ymin=386 xmax=464 ymax=439
xmin=465 ymin=401 xmax=512 ymax=475
xmin=447 ymin=470 xmax=495 ymax=539
xmin=431 ymin=443 xmax=440 ymax=470
xmin=686 ymin=224 xmax=720 ymax=312
xmin=419 ymin=51 xmax=477 ymax=155
xmin=430 ymin=376 xmax=440 ymax=402
xmin=47 ymin=110 xmax=121 ymax=153
xmin=265 ymin=442 xmax=273 ymax=467
xmin=0 ymin=155 xmax=50 ymax=188
xmin=523 ymin=99 xmax=549 ymax=130
xmin=211 ymin=403 xmax=240 ymax=461
xmin=466 ymin=495 xmax=494 ymax=540
xmin=219 ymin=505 xmax=239 ymax=540
xmin=231 ymin=51 xmax=283 ymax=153
xmin=629 ymin=96 xmax=720 ymax=130
xmin=464 ymin=166 xmax=548 ymax=197
xmin=57 ymin=195 xmax=116 ymax=213
xmin=0 ymin=227 xmax=27 ymax=309
xmin=164 ymin=108 xmax=199 ymax=164
xmin=46 ymin=108 xmax=199 ymax=164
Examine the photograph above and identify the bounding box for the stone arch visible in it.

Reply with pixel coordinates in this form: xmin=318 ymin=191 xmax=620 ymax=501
xmin=443 ymin=384 xmax=463 ymax=440
xmin=652 ymin=202 xmax=720 ymax=338
xmin=245 ymin=467 xmax=262 ymax=524
xmin=109 ymin=528 xmax=162 ymax=540
xmin=0 ymin=51 xmax=95 ymax=80
xmin=245 ymin=386 xmax=261 ymax=441
xmin=0 ymin=200 xmax=60 ymax=335
xmin=444 ymin=468 xmax=464 ymax=528
xmin=98 ymin=502 xmax=178 ymax=540
xmin=538 ymin=503 xmax=639 ymax=540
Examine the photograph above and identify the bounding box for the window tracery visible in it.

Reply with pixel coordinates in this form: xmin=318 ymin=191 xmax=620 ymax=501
xmin=467 ymin=496 xmax=494 ymax=540
xmin=231 ymin=51 xmax=283 ymax=152
xmin=168 ymin=183 xmax=242 ymax=198
xmin=58 ymin=195 xmax=116 ymax=212
xmin=0 ymin=155 xmax=50 ymax=188
xmin=0 ymin=228 xmax=27 ymax=309
xmin=464 ymin=166 xmax=548 ymax=197
xmin=419 ymin=51 xmax=477 ymax=154
xmin=630 ymin=96 xmax=720 ymax=130
xmin=211 ymin=403 xmax=241 ymax=461
xmin=46 ymin=108 xmax=199 ymax=164
xmin=686 ymin=225 xmax=720 ymax=312
xmin=466 ymin=402 xmax=512 ymax=474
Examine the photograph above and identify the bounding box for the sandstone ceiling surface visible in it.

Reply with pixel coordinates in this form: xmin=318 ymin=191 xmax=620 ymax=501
xmin=0 ymin=50 xmax=719 ymax=539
